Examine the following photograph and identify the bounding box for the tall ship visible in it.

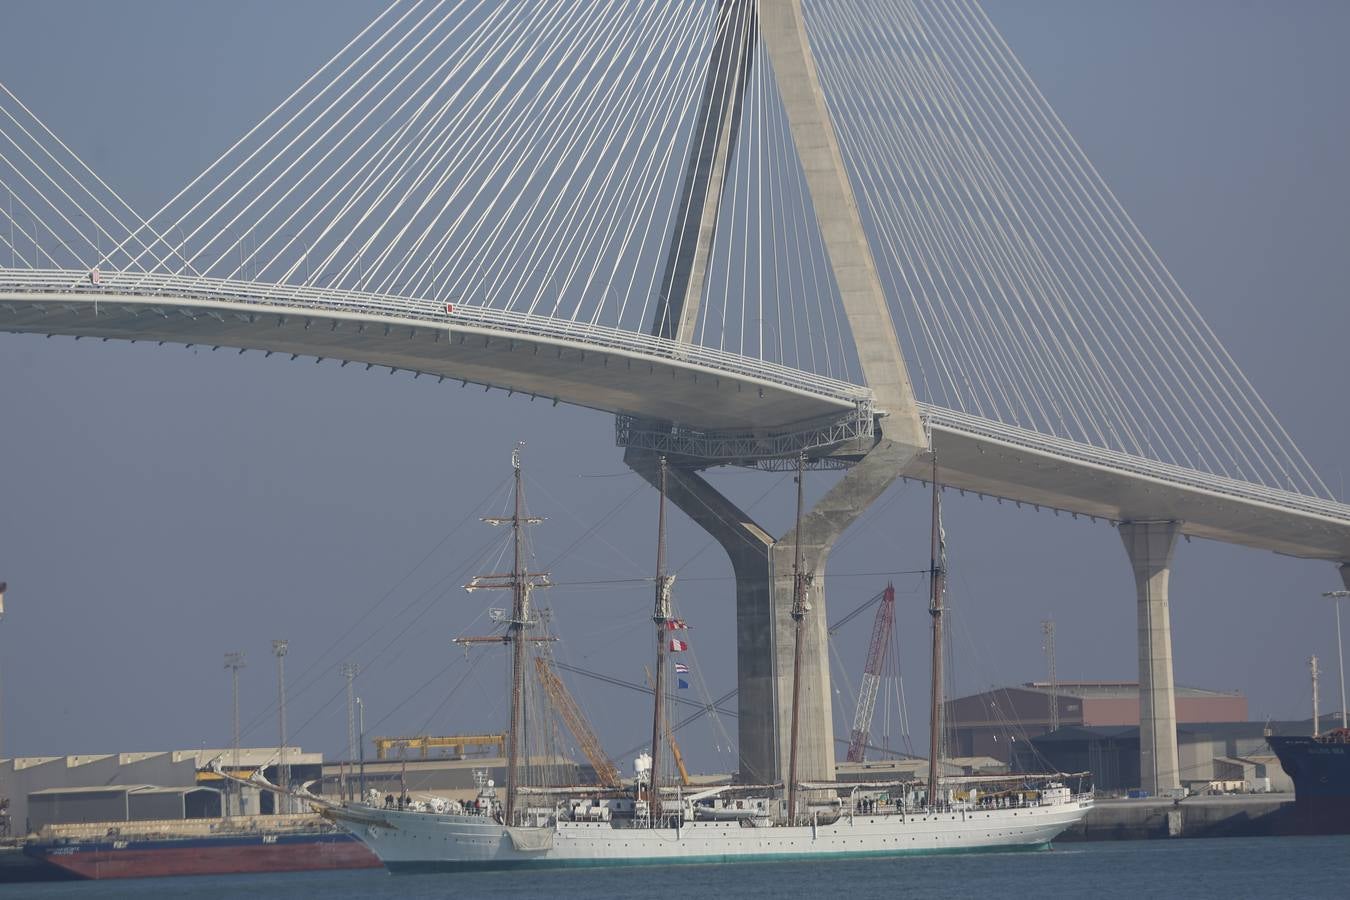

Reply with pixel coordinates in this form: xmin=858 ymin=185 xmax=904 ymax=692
xmin=303 ymin=450 xmax=1091 ymax=872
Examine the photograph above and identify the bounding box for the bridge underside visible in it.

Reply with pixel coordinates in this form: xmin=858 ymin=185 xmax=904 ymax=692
xmin=0 ymin=288 xmax=855 ymax=434
xmin=914 ymin=425 xmax=1350 ymax=562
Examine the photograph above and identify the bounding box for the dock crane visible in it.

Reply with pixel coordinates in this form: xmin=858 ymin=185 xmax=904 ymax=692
xmin=845 ymin=584 xmax=896 ymax=763
xmin=533 ymin=656 xmax=624 ymax=789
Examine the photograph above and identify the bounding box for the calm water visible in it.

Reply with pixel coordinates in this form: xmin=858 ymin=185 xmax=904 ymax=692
xmin=4 ymin=836 xmax=1348 ymax=899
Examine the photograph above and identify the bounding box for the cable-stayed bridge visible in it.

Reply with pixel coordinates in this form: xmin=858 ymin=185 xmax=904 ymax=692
xmin=2 ymin=0 xmax=1346 ymax=796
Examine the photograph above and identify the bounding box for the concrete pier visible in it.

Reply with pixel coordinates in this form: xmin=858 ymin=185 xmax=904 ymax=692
xmin=1120 ymin=520 xmax=1182 ymax=795
xmin=624 ymin=452 xmax=776 ymax=783
xmin=1057 ymin=795 xmax=1299 ymax=842
xmin=767 ymin=439 xmax=914 ymax=784
xmin=627 ymin=443 xmax=908 ymax=786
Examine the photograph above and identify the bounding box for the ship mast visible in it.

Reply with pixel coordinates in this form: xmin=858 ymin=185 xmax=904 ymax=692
xmin=786 ymin=453 xmax=810 ymax=824
xmin=458 ymin=445 xmax=549 ymax=825
xmin=648 ymin=457 xmax=674 ymax=824
xmin=927 ymin=455 xmax=946 ymax=806
xmin=507 ymin=449 xmax=529 ymax=823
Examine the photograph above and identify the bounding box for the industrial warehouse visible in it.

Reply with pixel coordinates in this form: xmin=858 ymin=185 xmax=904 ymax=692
xmin=0 ymin=738 xmax=585 ymax=839
xmin=945 ymin=681 xmax=1297 ymax=794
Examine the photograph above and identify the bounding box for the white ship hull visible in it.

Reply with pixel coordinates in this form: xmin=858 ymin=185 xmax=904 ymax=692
xmin=335 ymin=798 xmax=1091 ymax=872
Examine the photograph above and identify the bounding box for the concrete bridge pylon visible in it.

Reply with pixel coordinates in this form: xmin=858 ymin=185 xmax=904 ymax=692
xmin=629 ymin=0 xmax=926 ymax=785
xmin=625 ymin=438 xmax=915 ymax=785
xmin=1119 ymin=520 xmax=1182 ymax=795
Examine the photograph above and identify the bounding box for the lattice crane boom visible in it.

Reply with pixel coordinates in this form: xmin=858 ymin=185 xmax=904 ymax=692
xmin=845 ymin=584 xmax=896 ymax=763
xmin=533 ymin=657 xmax=623 ymax=789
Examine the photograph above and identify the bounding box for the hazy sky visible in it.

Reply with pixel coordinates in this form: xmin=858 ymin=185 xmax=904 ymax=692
xmin=1 ymin=1 xmax=1347 ymax=775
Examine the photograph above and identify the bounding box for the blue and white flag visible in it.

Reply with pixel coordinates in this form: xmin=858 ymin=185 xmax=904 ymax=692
xmin=674 ymin=663 xmax=689 ymax=674
xmin=677 ymin=678 xmax=690 ymax=689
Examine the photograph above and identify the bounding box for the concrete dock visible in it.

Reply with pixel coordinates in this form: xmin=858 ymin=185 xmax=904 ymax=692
xmin=1058 ymin=795 xmax=1301 ymax=841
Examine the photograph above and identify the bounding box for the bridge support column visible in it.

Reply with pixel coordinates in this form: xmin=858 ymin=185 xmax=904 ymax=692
xmin=625 ymin=450 xmax=777 ymax=784
xmin=1119 ymin=520 xmax=1181 ymax=796
xmin=626 ymin=438 xmax=913 ymax=786
xmin=769 ymin=439 xmax=913 ymax=787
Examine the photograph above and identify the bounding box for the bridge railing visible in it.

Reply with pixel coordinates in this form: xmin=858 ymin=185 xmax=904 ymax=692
xmin=923 ymin=405 xmax=1350 ymax=523
xmin=0 ymin=268 xmax=871 ymax=407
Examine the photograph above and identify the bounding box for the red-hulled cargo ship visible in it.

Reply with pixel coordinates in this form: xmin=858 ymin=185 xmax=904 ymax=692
xmin=25 ymin=829 xmax=380 ymax=880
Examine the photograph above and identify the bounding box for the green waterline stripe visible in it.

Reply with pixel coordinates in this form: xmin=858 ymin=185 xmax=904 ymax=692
xmin=385 ymin=841 xmax=1054 ymax=874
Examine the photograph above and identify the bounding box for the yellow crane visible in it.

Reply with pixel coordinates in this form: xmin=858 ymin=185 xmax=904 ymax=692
xmin=372 ymin=733 xmax=505 ymax=760
xmin=534 ymin=656 xmax=624 ymax=789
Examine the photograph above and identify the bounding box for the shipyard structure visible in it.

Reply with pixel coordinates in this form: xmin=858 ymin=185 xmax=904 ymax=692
xmin=946 ymin=682 xmax=1294 ymax=795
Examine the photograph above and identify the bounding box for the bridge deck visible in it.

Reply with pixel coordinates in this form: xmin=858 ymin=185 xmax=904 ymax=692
xmin=0 ymin=270 xmax=864 ymax=432
xmin=4 ymin=269 xmax=1348 ymax=563
xmin=918 ymin=411 xmax=1350 ymax=562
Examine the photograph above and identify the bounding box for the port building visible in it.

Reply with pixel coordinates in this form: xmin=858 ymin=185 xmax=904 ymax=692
xmin=944 ymin=681 xmax=1305 ymax=794
xmin=0 ymin=748 xmax=321 ymax=835
xmin=26 ymin=784 xmax=222 ymax=832
xmin=1015 ymin=723 xmax=1299 ymax=794
xmin=946 ymin=681 xmax=1248 ymax=763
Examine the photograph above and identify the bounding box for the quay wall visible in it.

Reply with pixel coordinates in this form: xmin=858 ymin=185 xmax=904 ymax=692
xmin=1057 ymin=796 xmax=1299 ymax=841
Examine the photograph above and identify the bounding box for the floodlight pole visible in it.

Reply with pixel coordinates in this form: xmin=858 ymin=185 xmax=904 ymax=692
xmin=340 ymin=662 xmax=359 ymax=802
xmin=224 ymin=651 xmax=246 ymax=816
xmin=0 ymin=582 xmax=7 ymax=760
xmin=357 ymin=697 xmax=367 ymax=799
xmin=273 ymin=639 xmax=289 ymax=813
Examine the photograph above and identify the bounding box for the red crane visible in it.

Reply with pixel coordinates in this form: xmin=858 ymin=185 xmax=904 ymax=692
xmin=845 ymin=584 xmax=895 ymax=763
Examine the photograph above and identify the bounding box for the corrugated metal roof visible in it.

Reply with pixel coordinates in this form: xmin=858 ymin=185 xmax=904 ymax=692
xmin=28 ymin=784 xmax=156 ymax=796
xmin=1032 ymin=721 xmax=1309 ymax=743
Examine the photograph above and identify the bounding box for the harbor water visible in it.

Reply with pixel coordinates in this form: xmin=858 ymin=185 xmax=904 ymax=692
xmin=2 ymin=835 xmax=1346 ymax=899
